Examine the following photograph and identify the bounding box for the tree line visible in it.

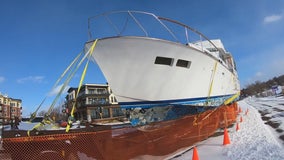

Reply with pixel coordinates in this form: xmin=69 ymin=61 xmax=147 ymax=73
xmin=241 ymin=74 xmax=284 ymax=97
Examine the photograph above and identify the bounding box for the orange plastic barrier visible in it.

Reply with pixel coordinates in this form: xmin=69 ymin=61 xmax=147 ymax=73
xmin=2 ymin=102 xmax=238 ymax=160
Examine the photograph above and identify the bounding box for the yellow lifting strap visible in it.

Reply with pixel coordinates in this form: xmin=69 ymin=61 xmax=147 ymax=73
xmin=27 ymin=118 xmax=57 ymax=136
xmin=29 ymin=52 xmax=83 ymax=122
xmin=27 ymin=52 xmax=84 ymax=134
xmin=66 ymin=39 xmax=98 ymax=132
xmin=27 ymin=122 xmax=42 ymax=136
xmin=207 ymin=61 xmax=218 ymax=102
xmin=29 ymin=97 xmax=46 ymax=122
xmin=53 ymin=52 xmax=83 ymax=90
xmin=223 ymin=91 xmax=240 ymax=105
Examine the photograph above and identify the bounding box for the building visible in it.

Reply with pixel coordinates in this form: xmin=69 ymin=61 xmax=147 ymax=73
xmin=0 ymin=93 xmax=22 ymax=124
xmin=65 ymin=84 xmax=125 ymax=124
xmin=260 ymin=85 xmax=284 ymax=97
xmin=271 ymin=85 xmax=283 ymax=95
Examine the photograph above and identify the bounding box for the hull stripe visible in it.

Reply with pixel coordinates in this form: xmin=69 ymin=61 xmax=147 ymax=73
xmin=119 ymin=94 xmax=235 ymax=108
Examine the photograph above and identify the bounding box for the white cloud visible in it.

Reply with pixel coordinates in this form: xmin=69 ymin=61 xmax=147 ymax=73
xmin=263 ymin=14 xmax=282 ymax=24
xmin=48 ymin=84 xmax=70 ymax=96
xmin=0 ymin=76 xmax=5 ymax=83
xmin=17 ymin=76 xmax=45 ymax=84
xmin=255 ymin=72 xmax=264 ymax=78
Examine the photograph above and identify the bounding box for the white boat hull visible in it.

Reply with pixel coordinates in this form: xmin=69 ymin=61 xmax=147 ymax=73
xmin=86 ymin=36 xmax=240 ymax=108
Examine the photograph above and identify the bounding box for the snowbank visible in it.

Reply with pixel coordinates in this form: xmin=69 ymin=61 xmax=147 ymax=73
xmin=170 ymin=98 xmax=284 ymax=160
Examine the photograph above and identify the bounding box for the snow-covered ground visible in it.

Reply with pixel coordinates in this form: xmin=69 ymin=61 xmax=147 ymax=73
xmin=169 ymin=96 xmax=284 ymax=160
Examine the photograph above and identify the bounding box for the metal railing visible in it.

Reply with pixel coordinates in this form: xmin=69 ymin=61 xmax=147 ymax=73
xmin=87 ymin=10 xmax=221 ymax=53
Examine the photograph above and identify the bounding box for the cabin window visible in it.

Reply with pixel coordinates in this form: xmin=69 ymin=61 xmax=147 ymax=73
xmin=102 ymin=107 xmax=110 ymax=118
xmin=90 ymin=108 xmax=102 ymax=119
xmin=154 ymin=56 xmax=174 ymax=66
xmin=176 ymin=59 xmax=191 ymax=68
xmin=112 ymin=108 xmax=124 ymax=117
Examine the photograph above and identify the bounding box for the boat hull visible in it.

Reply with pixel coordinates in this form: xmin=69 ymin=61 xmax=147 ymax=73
xmin=85 ymin=37 xmax=240 ymax=108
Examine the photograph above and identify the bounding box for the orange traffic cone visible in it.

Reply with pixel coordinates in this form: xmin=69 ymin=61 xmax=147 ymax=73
xmin=192 ymin=146 xmax=199 ymax=160
xmin=236 ymin=122 xmax=240 ymax=131
xmin=223 ymin=128 xmax=231 ymax=145
xmin=240 ymin=116 xmax=243 ymax=123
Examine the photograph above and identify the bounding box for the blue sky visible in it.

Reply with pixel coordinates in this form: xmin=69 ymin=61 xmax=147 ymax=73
xmin=1 ymin=0 xmax=284 ymax=116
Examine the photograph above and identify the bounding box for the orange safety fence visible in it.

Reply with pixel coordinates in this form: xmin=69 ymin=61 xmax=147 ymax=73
xmin=1 ymin=102 xmax=239 ymax=160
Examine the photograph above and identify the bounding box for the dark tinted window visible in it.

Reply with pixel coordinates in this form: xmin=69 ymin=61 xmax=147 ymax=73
xmin=176 ymin=59 xmax=191 ymax=68
xmin=154 ymin=56 xmax=173 ymax=66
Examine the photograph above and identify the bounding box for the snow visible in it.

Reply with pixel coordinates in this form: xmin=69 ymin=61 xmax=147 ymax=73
xmin=2 ymin=120 xmax=83 ymax=131
xmin=169 ymin=97 xmax=284 ymax=160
